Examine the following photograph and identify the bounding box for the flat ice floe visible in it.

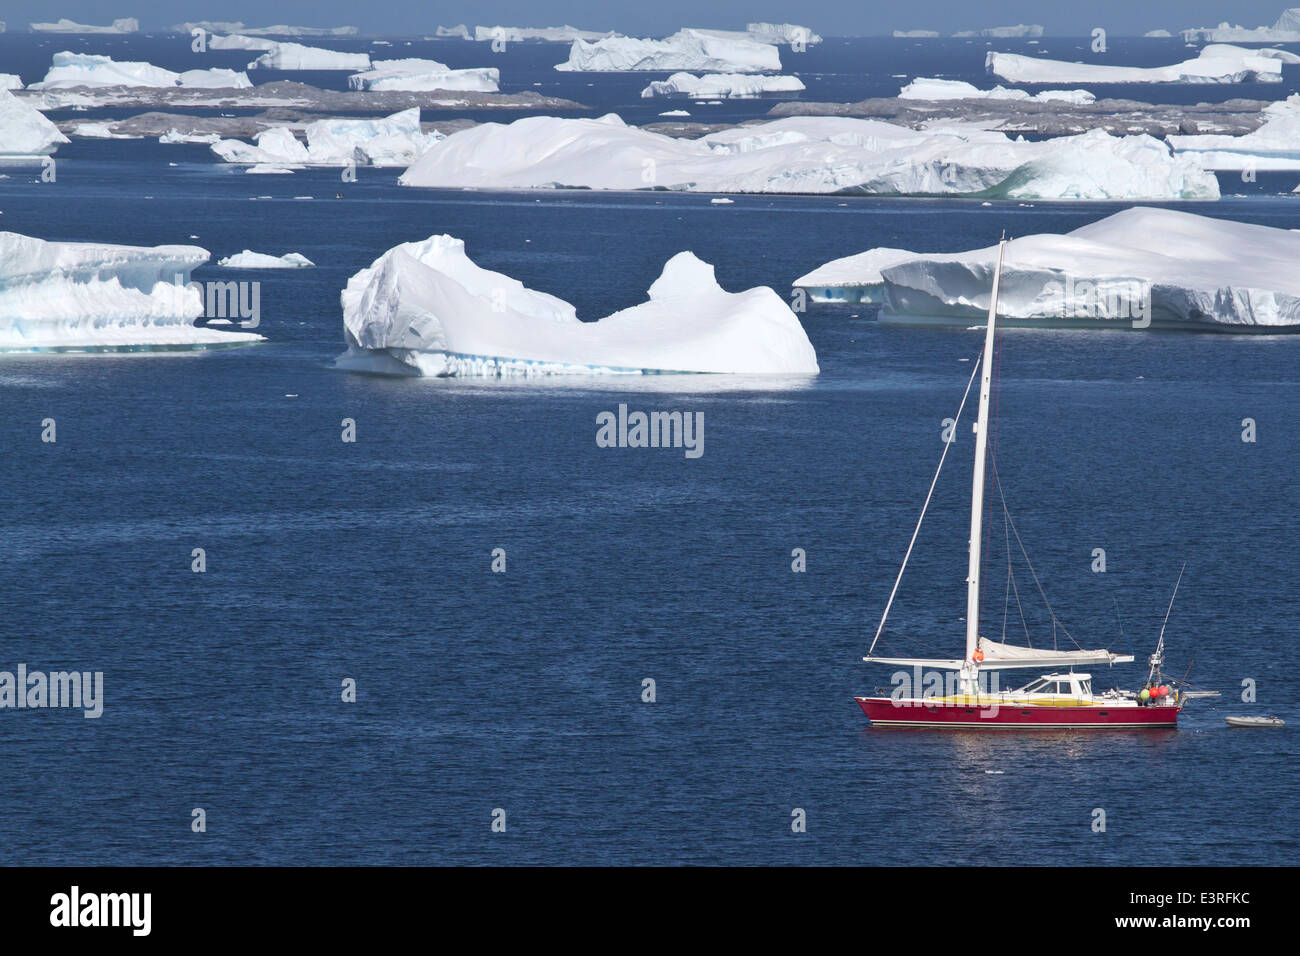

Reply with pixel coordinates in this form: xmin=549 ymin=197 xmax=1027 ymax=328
xmin=641 ymin=73 xmax=805 ymax=98
xmin=335 ymin=235 xmax=819 ymax=376
xmin=899 ymin=78 xmax=1094 ymax=104
xmin=29 ymin=52 xmax=252 ymax=89
xmin=0 ymin=88 xmax=69 ymax=157
xmin=30 ymin=18 xmax=138 ymax=34
xmin=806 ymin=207 xmax=1300 ymax=331
xmin=0 ymin=231 xmax=264 ymax=350
xmin=247 ymin=43 xmax=371 ymax=71
xmin=217 ymin=251 xmax=314 ymax=268
xmin=348 ymin=59 xmax=499 ymax=93
xmin=212 ymin=109 xmax=441 ymax=167
xmin=557 ymin=29 xmax=782 ymax=72
xmin=397 ymin=114 xmax=1218 ymax=200
xmin=987 ymin=44 xmax=1295 ymax=84
xmin=1169 ymin=93 xmax=1300 ymax=170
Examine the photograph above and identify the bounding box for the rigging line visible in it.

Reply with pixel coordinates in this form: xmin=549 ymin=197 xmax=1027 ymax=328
xmin=866 ymin=352 xmax=983 ymax=658
xmin=992 ymin=458 xmax=1084 ymax=651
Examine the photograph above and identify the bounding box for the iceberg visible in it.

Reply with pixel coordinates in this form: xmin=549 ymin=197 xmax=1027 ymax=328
xmin=176 ymin=22 xmax=358 ymax=37
xmin=745 ymin=23 xmax=822 ymax=45
xmin=30 ymin=18 xmax=138 ymax=34
xmin=474 ymin=25 xmax=618 ymax=42
xmin=30 ymin=53 xmax=251 ymax=90
xmin=212 ymin=109 xmax=441 ymax=167
xmin=557 ymin=29 xmax=781 ymax=72
xmin=436 ymin=25 xmax=472 ymax=39
xmin=398 ymin=114 xmax=1218 ymax=200
xmin=871 ymin=207 xmax=1300 ymax=330
xmin=794 ymin=248 xmax=928 ymax=303
xmin=247 ymin=43 xmax=372 ymax=71
xmin=1181 ymin=9 xmax=1300 ymax=42
xmin=1144 ymin=30 xmax=1173 ymax=38
xmin=0 ymin=88 xmax=69 ymax=157
xmin=336 ymin=235 xmax=819 ymax=376
xmin=955 ymin=24 xmax=1043 ymax=38
xmin=894 ymin=31 xmax=941 ymax=38
xmin=1169 ymin=93 xmax=1300 ymax=170
xmin=987 ymin=44 xmax=1291 ymax=84
xmin=899 ymin=78 xmax=1094 ymax=104
xmin=2 ymin=74 xmax=23 ymax=90
xmin=0 ymin=231 xmax=263 ymax=350
xmin=348 ymin=59 xmax=499 ymax=93
xmin=640 ymin=72 xmax=805 ymax=98
xmin=217 ymin=250 xmax=314 ymax=268
xmin=208 ymin=34 xmax=278 ymax=51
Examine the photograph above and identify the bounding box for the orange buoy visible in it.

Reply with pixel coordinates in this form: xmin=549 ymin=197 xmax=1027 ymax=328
xmin=973 ymin=650 xmax=985 ymax=662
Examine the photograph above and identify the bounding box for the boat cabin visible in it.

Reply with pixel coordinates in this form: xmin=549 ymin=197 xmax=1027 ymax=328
xmin=1017 ymin=673 xmax=1092 ymax=697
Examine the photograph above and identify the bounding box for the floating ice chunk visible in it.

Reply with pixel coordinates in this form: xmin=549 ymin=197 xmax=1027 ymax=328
xmin=217 ymin=250 xmax=314 ymax=268
xmin=875 ymin=207 xmax=1300 ymax=330
xmin=247 ymin=43 xmax=371 ymax=71
xmin=987 ymin=44 xmax=1290 ymax=84
xmin=0 ymin=88 xmax=69 ymax=157
xmin=30 ymin=18 xmax=138 ymax=34
xmin=1169 ymin=93 xmax=1300 ymax=170
xmin=30 ymin=52 xmax=252 ymax=89
xmin=793 ymin=248 xmax=927 ymax=303
xmin=745 ymin=23 xmax=822 ymax=45
xmin=899 ymin=77 xmax=1094 ymax=104
xmin=1144 ymin=29 xmax=1173 ymax=38
xmin=336 ymin=235 xmax=819 ymax=376
xmin=0 ymin=231 xmax=263 ymax=349
xmin=557 ymin=29 xmax=781 ymax=72
xmin=641 ymin=72 xmax=805 ymax=98
xmin=159 ymin=129 xmax=222 ymax=144
xmin=398 ymin=114 xmax=1217 ymax=200
xmin=212 ymin=109 xmax=442 ymax=167
xmin=349 ymin=58 xmax=499 ymax=92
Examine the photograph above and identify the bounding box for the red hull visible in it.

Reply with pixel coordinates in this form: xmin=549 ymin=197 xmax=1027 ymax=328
xmin=855 ymin=697 xmax=1179 ymax=729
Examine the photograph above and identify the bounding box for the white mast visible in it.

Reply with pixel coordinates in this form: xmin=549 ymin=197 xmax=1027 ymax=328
xmin=961 ymin=238 xmax=1007 ymax=693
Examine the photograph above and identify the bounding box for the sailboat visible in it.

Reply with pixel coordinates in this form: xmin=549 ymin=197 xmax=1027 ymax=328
xmin=856 ymin=238 xmax=1186 ymax=730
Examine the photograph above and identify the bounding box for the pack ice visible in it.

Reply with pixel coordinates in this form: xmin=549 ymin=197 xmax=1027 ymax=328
xmin=397 ymin=115 xmax=1217 ymax=200
xmin=335 ymin=235 xmax=819 ymax=376
xmin=987 ymin=44 xmax=1294 ymax=84
xmin=557 ymin=29 xmax=782 ymax=72
xmin=801 ymin=208 xmax=1300 ymax=331
xmin=0 ymin=88 xmax=69 ymax=157
xmin=212 ymin=109 xmax=441 ymax=167
xmin=30 ymin=52 xmax=252 ymax=89
xmin=0 ymin=232 xmax=264 ymax=350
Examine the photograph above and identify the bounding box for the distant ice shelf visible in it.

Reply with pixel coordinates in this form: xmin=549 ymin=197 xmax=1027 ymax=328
xmin=336 ymin=235 xmax=819 ymax=376
xmin=987 ymin=44 xmax=1297 ymax=84
xmin=0 ymin=232 xmax=264 ymax=350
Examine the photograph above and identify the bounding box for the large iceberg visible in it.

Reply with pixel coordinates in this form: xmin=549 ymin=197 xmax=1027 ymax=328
xmin=247 ymin=43 xmax=372 ymax=71
xmin=1169 ymin=93 xmax=1300 ymax=170
xmin=987 ymin=44 xmax=1292 ymax=84
xmin=859 ymin=208 xmax=1300 ymax=331
xmin=794 ymin=248 xmax=929 ymax=303
xmin=0 ymin=232 xmax=263 ymax=350
xmin=0 ymin=88 xmax=69 ymax=157
xmin=557 ymin=29 xmax=782 ymax=72
xmin=348 ymin=59 xmax=499 ymax=92
xmin=30 ymin=18 xmax=138 ymax=34
xmin=212 ymin=109 xmax=441 ymax=167
xmin=336 ymin=235 xmax=819 ymax=376
xmin=640 ymin=72 xmax=804 ymax=98
xmin=474 ymin=25 xmax=618 ymax=42
xmin=899 ymin=78 xmax=1094 ymax=104
xmin=30 ymin=53 xmax=251 ymax=89
xmin=398 ymin=114 xmax=1217 ymax=200
xmin=1181 ymin=8 xmax=1300 ymax=42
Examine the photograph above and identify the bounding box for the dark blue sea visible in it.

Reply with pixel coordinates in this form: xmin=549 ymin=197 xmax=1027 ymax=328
xmin=0 ymin=33 xmax=1297 ymax=866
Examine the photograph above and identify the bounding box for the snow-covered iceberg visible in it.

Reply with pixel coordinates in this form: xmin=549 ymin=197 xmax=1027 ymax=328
xmin=217 ymin=250 xmax=314 ymax=268
xmin=30 ymin=52 xmax=251 ymax=89
xmin=474 ymin=25 xmax=618 ymax=42
xmin=0 ymin=231 xmax=264 ymax=350
xmin=247 ymin=43 xmax=371 ymax=71
xmin=348 ymin=59 xmax=499 ymax=92
xmin=899 ymin=78 xmax=1094 ymax=104
xmin=793 ymin=248 xmax=928 ymax=303
xmin=1181 ymin=8 xmax=1300 ymax=42
xmin=0 ymin=88 xmax=69 ymax=157
xmin=987 ymin=44 xmax=1291 ymax=84
xmin=336 ymin=234 xmax=819 ymax=376
xmin=30 ymin=18 xmax=138 ymax=34
xmin=557 ymin=29 xmax=781 ymax=72
xmin=212 ymin=108 xmax=441 ymax=167
xmin=1169 ymin=93 xmax=1300 ymax=170
xmin=2 ymin=74 xmax=24 ymax=90
xmin=870 ymin=207 xmax=1300 ymax=330
xmin=398 ymin=114 xmax=1218 ymax=200
xmin=641 ymin=72 xmax=804 ymax=98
